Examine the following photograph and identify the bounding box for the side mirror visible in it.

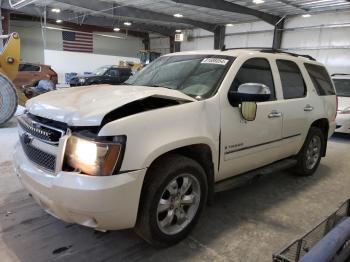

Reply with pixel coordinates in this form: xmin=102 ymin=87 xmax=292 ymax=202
xmin=228 ymin=83 xmax=271 ymax=121
xmin=228 ymin=83 xmax=271 ymax=107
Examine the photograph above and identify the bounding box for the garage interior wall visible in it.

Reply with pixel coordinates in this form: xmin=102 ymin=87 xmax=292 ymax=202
xmin=283 ymin=10 xmax=350 ymax=74
xmin=149 ymin=34 xmax=170 ymax=54
xmin=9 ymin=20 xmax=144 ymax=64
xmin=180 ymin=10 xmax=350 ymax=74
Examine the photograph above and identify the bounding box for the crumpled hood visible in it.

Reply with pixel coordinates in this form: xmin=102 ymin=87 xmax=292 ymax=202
xmin=26 ymin=85 xmax=196 ymax=126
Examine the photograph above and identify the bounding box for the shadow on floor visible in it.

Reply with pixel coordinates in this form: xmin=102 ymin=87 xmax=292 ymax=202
xmin=331 ymin=132 xmax=350 ymax=141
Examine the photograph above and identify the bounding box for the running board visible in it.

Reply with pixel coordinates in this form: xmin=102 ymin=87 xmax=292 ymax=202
xmin=214 ymin=158 xmax=297 ymax=193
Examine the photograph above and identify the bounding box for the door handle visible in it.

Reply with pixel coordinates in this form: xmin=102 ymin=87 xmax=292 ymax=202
xmin=268 ymin=111 xmax=282 ymax=118
xmin=304 ymin=105 xmax=314 ymax=112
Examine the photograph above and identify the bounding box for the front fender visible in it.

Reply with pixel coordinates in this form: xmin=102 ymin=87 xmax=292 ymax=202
xmin=143 ymin=137 xmax=217 ymax=168
xmin=98 ymin=98 xmax=221 ymax=172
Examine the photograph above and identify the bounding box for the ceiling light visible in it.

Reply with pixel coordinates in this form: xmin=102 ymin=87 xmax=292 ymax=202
xmin=113 ymin=27 xmax=121 ymax=32
xmin=56 ymin=19 xmax=63 ymax=23
xmin=176 ymin=29 xmax=182 ymax=33
xmin=174 ymin=13 xmax=183 ymax=18
xmin=226 ymin=23 xmax=234 ymax=27
xmin=124 ymin=21 xmax=132 ymax=26
xmin=253 ymin=0 xmax=265 ymax=4
xmin=51 ymin=8 xmax=61 ymax=13
xmin=302 ymin=14 xmax=312 ymax=18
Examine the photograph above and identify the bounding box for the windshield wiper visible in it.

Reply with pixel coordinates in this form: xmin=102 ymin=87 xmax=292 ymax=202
xmin=149 ymin=84 xmax=173 ymax=89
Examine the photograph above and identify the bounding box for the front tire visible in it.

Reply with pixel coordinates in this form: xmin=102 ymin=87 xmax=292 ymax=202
xmin=135 ymin=154 xmax=208 ymax=247
xmin=294 ymin=127 xmax=325 ymax=176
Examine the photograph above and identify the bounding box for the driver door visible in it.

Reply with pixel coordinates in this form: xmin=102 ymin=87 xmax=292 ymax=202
xmin=219 ymin=57 xmax=284 ymax=180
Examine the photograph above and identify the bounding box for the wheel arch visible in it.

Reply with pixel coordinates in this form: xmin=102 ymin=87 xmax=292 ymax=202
xmin=143 ymin=143 xmax=215 ymax=205
xmin=310 ymin=118 xmax=329 ymax=157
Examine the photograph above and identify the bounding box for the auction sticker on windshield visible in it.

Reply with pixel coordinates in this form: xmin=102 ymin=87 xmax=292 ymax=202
xmin=201 ymin=58 xmax=229 ymax=65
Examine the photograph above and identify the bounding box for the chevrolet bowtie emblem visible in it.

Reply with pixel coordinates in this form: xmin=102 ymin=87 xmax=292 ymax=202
xmin=22 ymin=133 xmax=33 ymax=145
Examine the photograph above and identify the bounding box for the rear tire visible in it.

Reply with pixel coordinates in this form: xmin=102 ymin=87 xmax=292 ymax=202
xmin=135 ymin=154 xmax=208 ymax=247
xmin=0 ymin=74 xmax=18 ymax=125
xmin=294 ymin=127 xmax=325 ymax=176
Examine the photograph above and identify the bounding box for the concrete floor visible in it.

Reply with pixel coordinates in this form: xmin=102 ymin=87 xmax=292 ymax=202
xmin=1 ymin=117 xmax=350 ymax=262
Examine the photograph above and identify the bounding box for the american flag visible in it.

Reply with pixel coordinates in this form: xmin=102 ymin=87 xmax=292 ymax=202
xmin=62 ymin=30 xmax=93 ymax=53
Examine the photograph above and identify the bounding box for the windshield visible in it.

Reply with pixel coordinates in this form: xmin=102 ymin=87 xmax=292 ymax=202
xmin=333 ymin=79 xmax=350 ymax=97
xmin=93 ymin=66 xmax=109 ymax=76
xmin=125 ymin=55 xmax=234 ymax=99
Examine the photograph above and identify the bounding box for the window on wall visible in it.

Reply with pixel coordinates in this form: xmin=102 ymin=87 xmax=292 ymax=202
xmin=304 ymin=63 xmax=335 ymax=96
xmin=276 ymin=60 xmax=306 ymax=99
xmin=230 ymin=58 xmax=276 ymax=100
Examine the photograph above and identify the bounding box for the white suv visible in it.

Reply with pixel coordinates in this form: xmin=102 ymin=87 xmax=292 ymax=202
xmin=14 ymin=49 xmax=337 ymax=246
xmin=333 ymin=74 xmax=350 ymax=134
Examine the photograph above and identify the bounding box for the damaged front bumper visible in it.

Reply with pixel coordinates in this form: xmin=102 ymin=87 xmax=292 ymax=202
xmin=13 ymin=142 xmax=146 ymax=230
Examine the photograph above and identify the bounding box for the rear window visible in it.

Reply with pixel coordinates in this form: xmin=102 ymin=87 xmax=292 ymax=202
xmin=305 ymin=64 xmax=335 ymax=96
xmin=19 ymin=64 xmax=40 ymax=72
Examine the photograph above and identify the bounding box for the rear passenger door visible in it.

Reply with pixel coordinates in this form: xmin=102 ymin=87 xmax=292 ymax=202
xmin=275 ymin=59 xmax=313 ymax=156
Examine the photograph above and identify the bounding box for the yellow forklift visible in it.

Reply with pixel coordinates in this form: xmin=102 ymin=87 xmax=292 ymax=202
xmin=132 ymin=50 xmax=161 ymax=72
xmin=0 ymin=32 xmax=21 ymax=125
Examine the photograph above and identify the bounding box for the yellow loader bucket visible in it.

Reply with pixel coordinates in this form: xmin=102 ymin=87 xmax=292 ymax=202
xmin=0 ymin=32 xmax=21 ymax=125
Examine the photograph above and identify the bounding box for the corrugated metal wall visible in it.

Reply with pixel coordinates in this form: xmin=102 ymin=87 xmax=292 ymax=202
xmin=179 ymin=10 xmax=350 ymax=73
xmin=283 ymin=11 xmax=350 ymax=74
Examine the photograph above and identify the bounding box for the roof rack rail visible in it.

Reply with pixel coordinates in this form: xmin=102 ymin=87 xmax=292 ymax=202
xmin=220 ymin=45 xmax=269 ymax=51
xmin=260 ymin=49 xmax=316 ymax=61
xmin=220 ymin=45 xmax=316 ymax=61
xmin=331 ymin=73 xmax=350 ymax=77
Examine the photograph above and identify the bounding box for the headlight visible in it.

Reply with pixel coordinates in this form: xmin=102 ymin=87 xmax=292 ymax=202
xmin=340 ymin=107 xmax=350 ymax=114
xmin=64 ymin=133 xmax=126 ymax=176
xmin=79 ymin=78 xmax=86 ymax=83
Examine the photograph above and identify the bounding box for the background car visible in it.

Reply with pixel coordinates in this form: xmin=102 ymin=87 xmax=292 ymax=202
xmin=332 ymin=74 xmax=350 ymax=134
xmin=13 ymin=62 xmax=58 ymax=90
xmin=69 ymin=65 xmax=132 ymax=86
xmin=22 ymin=80 xmax=56 ymax=99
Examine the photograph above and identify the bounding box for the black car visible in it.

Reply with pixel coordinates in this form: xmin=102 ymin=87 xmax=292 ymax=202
xmin=70 ymin=66 xmax=132 ymax=86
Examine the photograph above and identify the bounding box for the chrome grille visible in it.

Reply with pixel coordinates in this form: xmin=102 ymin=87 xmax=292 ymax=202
xmin=20 ymin=134 xmax=56 ymax=171
xmin=17 ymin=115 xmax=65 ymax=144
xmin=17 ymin=114 xmax=65 ymax=172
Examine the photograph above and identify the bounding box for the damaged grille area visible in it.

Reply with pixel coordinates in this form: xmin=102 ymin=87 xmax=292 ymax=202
xmin=20 ymin=135 xmax=56 ymax=171
xmin=17 ymin=114 xmax=65 ymax=172
xmin=17 ymin=114 xmax=66 ymax=144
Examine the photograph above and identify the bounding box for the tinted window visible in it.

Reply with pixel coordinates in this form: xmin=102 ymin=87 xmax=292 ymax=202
xmin=305 ymin=64 xmax=335 ymax=96
xmin=109 ymin=69 xmax=119 ymax=77
xmin=120 ymin=69 xmax=131 ymax=76
xmin=19 ymin=64 xmax=40 ymax=72
xmin=277 ymin=60 xmax=306 ymax=99
xmin=230 ymin=58 xmax=275 ymax=100
xmin=333 ymin=79 xmax=350 ymax=97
